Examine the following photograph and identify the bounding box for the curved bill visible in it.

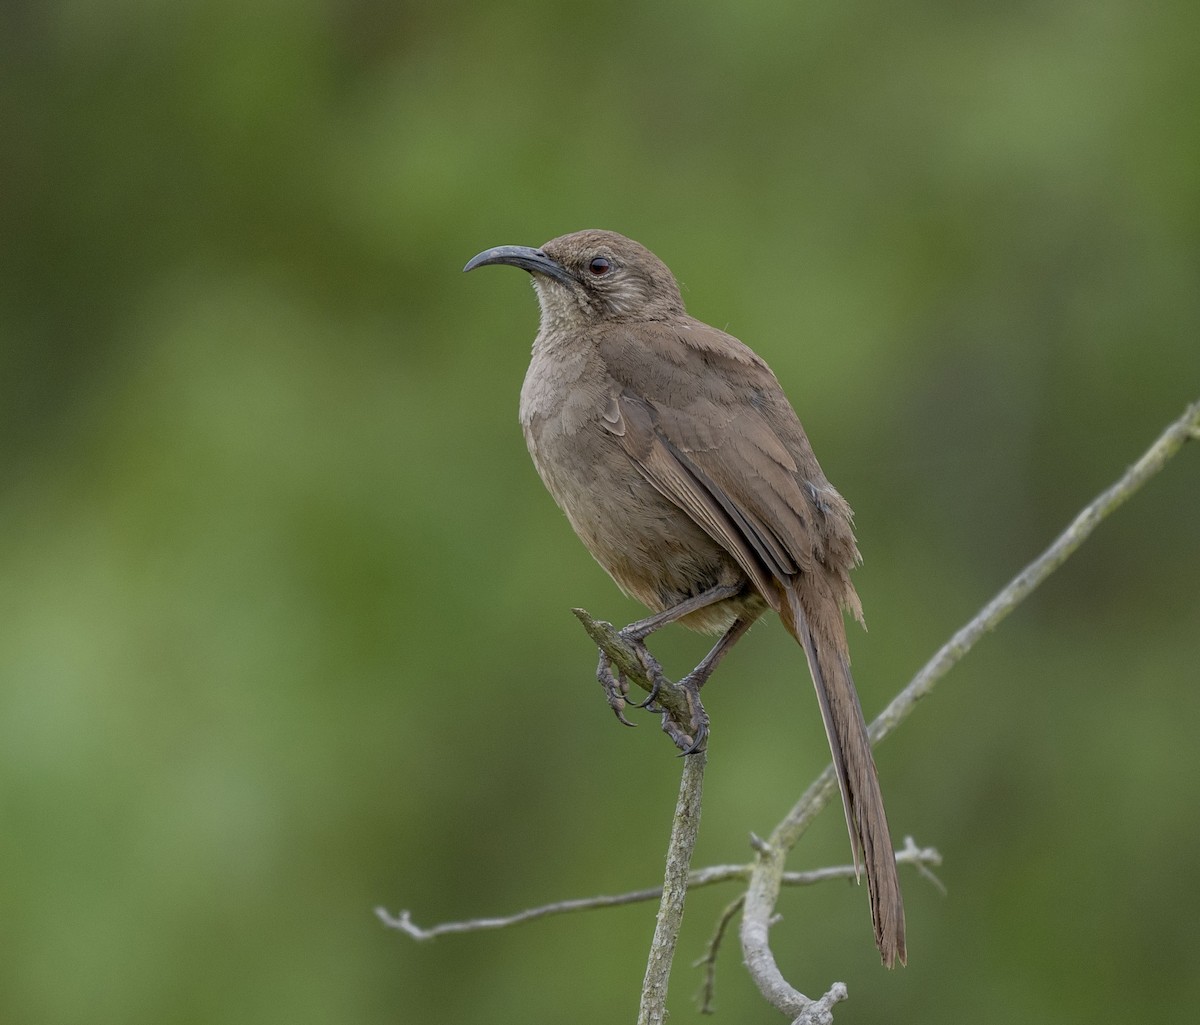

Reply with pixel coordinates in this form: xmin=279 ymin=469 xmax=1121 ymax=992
xmin=463 ymin=245 xmax=574 ymax=286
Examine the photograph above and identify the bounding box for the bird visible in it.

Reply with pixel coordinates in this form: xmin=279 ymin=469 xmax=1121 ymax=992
xmin=464 ymin=229 xmax=905 ymax=967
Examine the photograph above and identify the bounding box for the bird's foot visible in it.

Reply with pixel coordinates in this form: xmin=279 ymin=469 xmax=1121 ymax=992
xmin=617 ymin=626 xmax=665 ymax=709
xmin=660 ymin=673 xmax=709 ymax=756
xmin=594 ymin=629 xmax=706 ymax=753
xmin=596 ymin=649 xmax=636 ymax=727
xmin=596 ymin=629 xmax=668 ymax=726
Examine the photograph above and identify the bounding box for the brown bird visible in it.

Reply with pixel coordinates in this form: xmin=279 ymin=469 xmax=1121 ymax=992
xmin=464 ymin=229 xmax=906 ymax=967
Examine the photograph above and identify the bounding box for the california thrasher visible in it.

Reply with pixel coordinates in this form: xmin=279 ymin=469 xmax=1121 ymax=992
xmin=464 ymin=229 xmax=906 ymax=967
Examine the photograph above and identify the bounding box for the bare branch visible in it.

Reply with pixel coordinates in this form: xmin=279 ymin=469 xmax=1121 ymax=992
xmin=740 ymin=398 xmax=1200 ymax=1020
xmin=377 ymin=841 xmax=941 ymax=940
xmin=866 ymin=396 xmax=1200 ymax=752
xmin=742 ymin=804 xmax=849 ymax=1024
xmin=374 ymin=893 xmax=666 ymax=940
xmin=638 ymin=749 xmax=707 ymax=1025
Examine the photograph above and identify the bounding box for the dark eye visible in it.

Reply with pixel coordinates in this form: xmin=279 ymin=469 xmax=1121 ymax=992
xmin=588 ymin=257 xmax=611 ymax=276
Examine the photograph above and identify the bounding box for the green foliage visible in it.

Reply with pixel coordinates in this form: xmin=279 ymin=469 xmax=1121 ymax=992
xmin=2 ymin=2 xmax=1198 ymax=1022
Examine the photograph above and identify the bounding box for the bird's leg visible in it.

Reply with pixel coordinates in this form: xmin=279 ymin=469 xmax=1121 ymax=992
xmin=661 ymin=615 xmax=757 ymax=754
xmin=681 ymin=614 xmax=757 ymax=692
xmin=619 ymin=585 xmax=739 ymax=643
xmin=615 ymin=584 xmax=742 ymax=710
xmin=596 ymin=585 xmax=751 ymax=754
xmin=620 ymin=583 xmax=743 ymax=643
xmin=596 ymin=585 xmax=738 ymax=726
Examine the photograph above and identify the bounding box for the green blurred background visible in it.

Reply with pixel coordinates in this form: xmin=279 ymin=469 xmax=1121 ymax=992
xmin=3 ymin=1 xmax=1198 ymax=1022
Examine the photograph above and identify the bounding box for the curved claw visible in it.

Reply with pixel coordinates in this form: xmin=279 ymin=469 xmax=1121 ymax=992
xmin=626 ymin=676 xmax=661 ymax=709
xmin=597 ymin=650 xmax=639 ymax=728
xmin=659 ymin=677 xmax=710 ymax=755
xmin=676 ymin=726 xmax=708 ymax=756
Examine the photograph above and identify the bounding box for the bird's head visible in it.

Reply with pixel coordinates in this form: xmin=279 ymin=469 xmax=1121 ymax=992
xmin=464 ymin=229 xmax=685 ymax=330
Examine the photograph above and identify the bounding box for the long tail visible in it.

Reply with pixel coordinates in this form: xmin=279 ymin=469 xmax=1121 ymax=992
xmin=785 ymin=599 xmax=907 ymax=967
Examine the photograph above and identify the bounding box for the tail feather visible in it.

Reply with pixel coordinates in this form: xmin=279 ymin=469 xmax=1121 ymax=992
xmin=787 ymin=599 xmax=907 ymax=968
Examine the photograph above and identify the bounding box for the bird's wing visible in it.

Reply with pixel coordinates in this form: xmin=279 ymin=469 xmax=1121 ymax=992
xmin=596 ymin=320 xmax=860 ymax=621
xmin=600 ymin=390 xmax=780 ymax=607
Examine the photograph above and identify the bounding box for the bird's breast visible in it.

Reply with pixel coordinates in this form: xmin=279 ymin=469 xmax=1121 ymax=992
xmin=518 ymin=343 xmax=747 ymax=626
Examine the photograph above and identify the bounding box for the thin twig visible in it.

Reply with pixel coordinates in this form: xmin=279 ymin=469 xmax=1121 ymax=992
xmin=695 ymin=895 xmax=745 ymax=1014
xmin=375 ymin=895 xmax=665 ymax=940
xmin=638 ymin=748 xmax=707 ymax=1025
xmin=377 ymin=841 xmax=942 ymax=940
xmin=868 ymin=396 xmax=1200 ymax=750
xmin=740 ymin=398 xmax=1200 ymax=1021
